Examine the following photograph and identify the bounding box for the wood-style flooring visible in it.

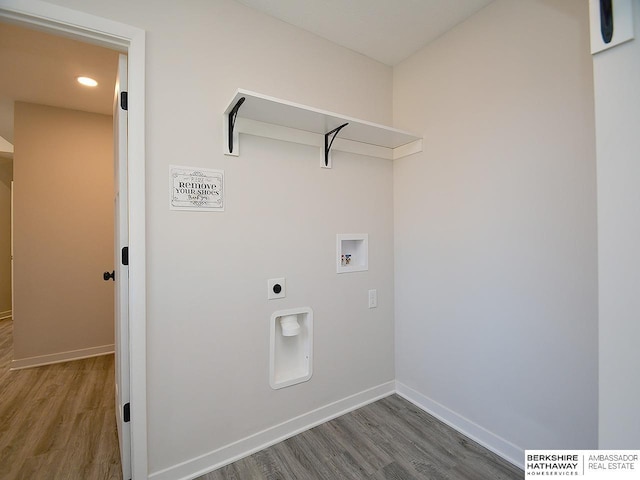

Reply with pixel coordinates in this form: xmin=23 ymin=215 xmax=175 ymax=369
xmin=199 ymin=394 xmax=524 ymax=480
xmin=2 ymin=315 xmax=523 ymax=480
xmin=0 ymin=318 xmax=122 ymax=480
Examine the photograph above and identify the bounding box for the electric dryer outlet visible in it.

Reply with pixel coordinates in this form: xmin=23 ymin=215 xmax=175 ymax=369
xmin=267 ymin=278 xmax=286 ymax=300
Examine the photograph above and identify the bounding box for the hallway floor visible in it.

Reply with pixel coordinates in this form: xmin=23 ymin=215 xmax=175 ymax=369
xmin=0 ymin=318 xmax=122 ymax=480
xmin=1 ymin=314 xmax=524 ymax=480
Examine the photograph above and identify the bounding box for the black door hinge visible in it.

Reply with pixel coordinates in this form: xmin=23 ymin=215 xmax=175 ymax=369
xmin=121 ymin=91 xmax=128 ymax=111
xmin=123 ymin=403 xmax=130 ymax=423
xmin=122 ymin=246 xmax=129 ymax=266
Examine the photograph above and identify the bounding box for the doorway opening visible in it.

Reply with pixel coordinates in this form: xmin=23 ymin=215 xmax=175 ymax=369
xmin=0 ymin=3 xmax=146 ymax=478
xmin=1 ymin=22 xmax=120 ymax=370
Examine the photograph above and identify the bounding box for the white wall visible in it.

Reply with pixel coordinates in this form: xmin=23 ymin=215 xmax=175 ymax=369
xmin=393 ymin=0 xmax=598 ymax=462
xmin=593 ymin=0 xmax=640 ymax=449
xmin=36 ymin=0 xmax=395 ymax=476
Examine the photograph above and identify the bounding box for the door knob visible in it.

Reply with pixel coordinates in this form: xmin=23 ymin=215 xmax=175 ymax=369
xmin=103 ymin=270 xmax=115 ymax=281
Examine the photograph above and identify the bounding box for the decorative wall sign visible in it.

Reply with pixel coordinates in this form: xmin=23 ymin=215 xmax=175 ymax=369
xmin=169 ymin=165 xmax=224 ymax=211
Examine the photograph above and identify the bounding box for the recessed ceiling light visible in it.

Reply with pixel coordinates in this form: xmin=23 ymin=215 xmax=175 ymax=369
xmin=77 ymin=76 xmax=98 ymax=87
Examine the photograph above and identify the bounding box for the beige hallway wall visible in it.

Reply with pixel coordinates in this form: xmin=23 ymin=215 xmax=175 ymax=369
xmin=12 ymin=102 xmax=114 ymax=362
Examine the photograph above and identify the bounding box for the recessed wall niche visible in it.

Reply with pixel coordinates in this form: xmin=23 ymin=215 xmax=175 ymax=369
xmin=336 ymin=234 xmax=368 ymax=273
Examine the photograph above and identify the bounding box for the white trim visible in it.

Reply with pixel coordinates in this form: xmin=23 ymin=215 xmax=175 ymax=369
xmin=0 ymin=2 xmax=148 ymax=479
xmin=0 ymin=310 xmax=12 ymax=320
xmin=10 ymin=344 xmax=114 ymax=370
xmin=395 ymin=381 xmax=524 ymax=470
xmin=124 ymin=21 xmax=148 ymax=480
xmin=149 ymin=381 xmax=396 ymax=480
xmin=0 ymin=0 xmax=129 ymax=50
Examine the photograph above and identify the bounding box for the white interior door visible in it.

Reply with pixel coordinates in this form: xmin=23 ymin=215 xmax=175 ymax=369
xmin=114 ymin=53 xmax=131 ymax=480
xmin=10 ymin=181 xmax=14 ymax=320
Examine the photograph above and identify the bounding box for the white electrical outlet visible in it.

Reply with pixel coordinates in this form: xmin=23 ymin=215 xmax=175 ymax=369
xmin=267 ymin=278 xmax=286 ymax=300
xmin=368 ymin=289 xmax=377 ymax=309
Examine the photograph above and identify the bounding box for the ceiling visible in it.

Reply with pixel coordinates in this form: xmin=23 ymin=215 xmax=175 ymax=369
xmin=0 ymin=21 xmax=119 ymax=156
xmin=236 ymin=0 xmax=495 ymax=66
xmin=0 ymin=0 xmax=494 ymax=157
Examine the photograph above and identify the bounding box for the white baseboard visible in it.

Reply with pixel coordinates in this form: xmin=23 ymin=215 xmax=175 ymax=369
xmin=149 ymin=381 xmax=396 ymax=480
xmin=0 ymin=310 xmax=12 ymax=320
xmin=10 ymin=344 xmax=115 ymax=370
xmin=395 ymin=381 xmax=524 ymax=470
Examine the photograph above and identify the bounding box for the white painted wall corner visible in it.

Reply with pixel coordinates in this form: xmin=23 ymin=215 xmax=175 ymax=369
xmin=149 ymin=381 xmax=396 ymax=480
xmin=395 ymin=381 xmax=525 ymax=470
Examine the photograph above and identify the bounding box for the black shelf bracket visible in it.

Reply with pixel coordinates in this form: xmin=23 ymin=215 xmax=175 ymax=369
xmin=324 ymin=122 xmax=349 ymax=167
xmin=227 ymin=96 xmax=246 ymax=154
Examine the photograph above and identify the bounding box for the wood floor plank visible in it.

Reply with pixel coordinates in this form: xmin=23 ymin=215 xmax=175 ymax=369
xmin=278 ymin=434 xmax=332 ymax=479
xmin=228 ymin=455 xmax=265 ymax=480
xmin=2 ymin=314 xmax=524 ymax=480
xmin=370 ymin=461 xmax=420 ymax=480
xmin=318 ymin=416 xmax=387 ymax=476
xmin=0 ymin=318 xmax=122 ymax=480
xmin=198 ymin=394 xmax=524 ymax=480
xmin=253 ymin=448 xmax=288 ymax=480
xmin=366 ymin=399 xmax=459 ymax=469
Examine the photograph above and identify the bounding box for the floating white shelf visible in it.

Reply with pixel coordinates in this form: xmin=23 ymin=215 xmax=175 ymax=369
xmin=223 ymin=89 xmax=422 ymax=166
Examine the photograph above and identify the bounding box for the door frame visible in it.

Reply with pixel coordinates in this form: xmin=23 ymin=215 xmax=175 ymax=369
xmin=0 ymin=1 xmax=148 ymax=478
